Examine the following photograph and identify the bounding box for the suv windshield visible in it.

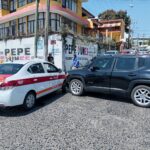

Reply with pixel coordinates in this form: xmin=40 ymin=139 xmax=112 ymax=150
xmin=0 ymin=64 xmax=24 ymax=75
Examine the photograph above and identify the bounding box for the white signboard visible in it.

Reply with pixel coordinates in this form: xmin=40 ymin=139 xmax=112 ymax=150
xmin=0 ymin=37 xmax=35 ymax=62
xmin=64 ymin=35 xmax=98 ymax=71
xmin=48 ymin=35 xmax=63 ymax=69
xmin=0 ymin=34 xmax=98 ymax=71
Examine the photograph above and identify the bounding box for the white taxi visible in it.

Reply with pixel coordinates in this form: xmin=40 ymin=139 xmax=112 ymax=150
xmin=0 ymin=60 xmax=66 ymax=110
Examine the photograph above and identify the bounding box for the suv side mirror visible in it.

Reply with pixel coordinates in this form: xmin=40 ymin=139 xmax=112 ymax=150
xmin=90 ymin=66 xmax=99 ymax=72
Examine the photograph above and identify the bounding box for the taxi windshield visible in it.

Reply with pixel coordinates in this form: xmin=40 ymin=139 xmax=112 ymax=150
xmin=0 ymin=64 xmax=24 ymax=75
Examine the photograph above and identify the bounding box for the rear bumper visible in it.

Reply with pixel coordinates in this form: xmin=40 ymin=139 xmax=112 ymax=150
xmin=0 ymin=89 xmax=15 ymax=107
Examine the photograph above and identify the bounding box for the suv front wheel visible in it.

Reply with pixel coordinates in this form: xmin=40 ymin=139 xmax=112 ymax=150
xmin=69 ymin=79 xmax=84 ymax=96
xmin=131 ymin=85 xmax=150 ymax=108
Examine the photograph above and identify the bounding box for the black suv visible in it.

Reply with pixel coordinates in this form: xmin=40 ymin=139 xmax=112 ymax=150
xmin=66 ymin=55 xmax=150 ymax=108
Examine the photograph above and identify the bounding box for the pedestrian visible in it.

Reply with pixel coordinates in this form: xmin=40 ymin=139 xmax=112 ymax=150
xmin=47 ymin=53 xmax=54 ymax=64
xmin=71 ymin=54 xmax=80 ymax=70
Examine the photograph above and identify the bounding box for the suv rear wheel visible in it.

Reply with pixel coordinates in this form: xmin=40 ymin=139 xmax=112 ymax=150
xmin=69 ymin=79 xmax=84 ymax=96
xmin=131 ymin=85 xmax=150 ymax=108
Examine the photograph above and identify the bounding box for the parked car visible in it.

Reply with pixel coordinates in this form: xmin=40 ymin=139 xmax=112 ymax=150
xmin=104 ymin=50 xmax=118 ymax=56
xmin=137 ymin=47 xmax=149 ymax=55
xmin=66 ymin=55 xmax=150 ymax=108
xmin=120 ymin=49 xmax=136 ymax=55
xmin=0 ymin=60 xmax=66 ymax=110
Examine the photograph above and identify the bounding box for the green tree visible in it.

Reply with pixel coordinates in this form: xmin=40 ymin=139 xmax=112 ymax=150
xmin=98 ymin=9 xmax=116 ymax=20
xmin=148 ymin=40 xmax=150 ymax=46
xmin=98 ymin=10 xmax=131 ymax=33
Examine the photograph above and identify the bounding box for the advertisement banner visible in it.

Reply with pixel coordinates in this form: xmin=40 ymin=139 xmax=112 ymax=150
xmin=0 ymin=37 xmax=35 ymax=62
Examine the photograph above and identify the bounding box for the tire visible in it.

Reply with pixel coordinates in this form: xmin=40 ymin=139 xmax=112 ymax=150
xmin=23 ymin=92 xmax=36 ymax=110
xmin=69 ymin=79 xmax=84 ymax=96
xmin=131 ymin=85 xmax=150 ymax=108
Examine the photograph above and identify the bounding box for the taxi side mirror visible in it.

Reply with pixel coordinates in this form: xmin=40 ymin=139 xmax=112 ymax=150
xmin=58 ymin=68 xmax=62 ymax=73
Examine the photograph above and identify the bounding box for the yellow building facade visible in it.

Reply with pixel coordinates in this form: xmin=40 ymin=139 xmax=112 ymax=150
xmin=0 ymin=0 xmax=89 ymax=39
xmin=98 ymin=19 xmax=125 ymax=43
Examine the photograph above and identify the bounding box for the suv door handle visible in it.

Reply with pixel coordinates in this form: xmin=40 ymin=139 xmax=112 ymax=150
xmin=128 ymin=73 xmax=136 ymax=77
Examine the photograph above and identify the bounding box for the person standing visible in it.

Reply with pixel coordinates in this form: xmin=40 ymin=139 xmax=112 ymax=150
xmin=47 ymin=53 xmax=54 ymax=64
xmin=71 ymin=54 xmax=80 ymax=70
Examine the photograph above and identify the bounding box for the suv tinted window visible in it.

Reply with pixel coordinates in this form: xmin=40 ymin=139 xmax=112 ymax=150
xmin=115 ymin=57 xmax=136 ymax=70
xmin=92 ymin=57 xmax=114 ymax=70
xmin=0 ymin=64 xmax=23 ymax=74
xmin=28 ymin=63 xmax=45 ymax=74
xmin=138 ymin=57 xmax=145 ymax=68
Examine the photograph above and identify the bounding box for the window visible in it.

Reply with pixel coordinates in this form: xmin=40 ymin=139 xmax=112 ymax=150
xmin=138 ymin=58 xmax=145 ymax=68
xmin=27 ymin=0 xmax=35 ymax=4
xmin=0 ymin=24 xmax=5 ymax=39
xmin=38 ymin=13 xmax=45 ymax=29
xmin=50 ymin=13 xmax=60 ymax=32
xmin=18 ymin=0 xmax=26 ymax=7
xmin=0 ymin=23 xmax=9 ymax=38
xmin=65 ymin=0 xmax=77 ymax=12
xmin=28 ymin=63 xmax=45 ymax=74
xmin=18 ymin=17 xmax=26 ymax=34
xmin=9 ymin=20 xmax=16 ymax=36
xmin=0 ymin=64 xmax=23 ymax=75
xmin=44 ymin=63 xmax=58 ymax=73
xmin=92 ymin=58 xmax=114 ymax=70
xmin=115 ymin=57 xmax=136 ymax=70
xmin=61 ymin=17 xmax=77 ymax=33
xmin=10 ymin=0 xmax=16 ymax=12
xmin=28 ymin=15 xmax=35 ymax=34
xmin=62 ymin=0 xmax=66 ymax=8
xmin=1 ymin=0 xmax=9 ymax=10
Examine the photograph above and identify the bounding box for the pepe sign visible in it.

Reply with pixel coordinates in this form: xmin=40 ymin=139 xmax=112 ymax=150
xmin=4 ymin=48 xmax=32 ymax=60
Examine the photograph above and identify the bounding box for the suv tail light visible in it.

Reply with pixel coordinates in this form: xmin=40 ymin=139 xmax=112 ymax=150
xmin=0 ymin=81 xmax=17 ymax=90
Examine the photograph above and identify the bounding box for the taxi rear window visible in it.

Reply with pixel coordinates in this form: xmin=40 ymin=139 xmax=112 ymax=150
xmin=0 ymin=64 xmax=24 ymax=75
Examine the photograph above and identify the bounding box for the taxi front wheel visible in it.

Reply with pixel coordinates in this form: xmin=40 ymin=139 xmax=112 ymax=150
xmin=23 ymin=92 xmax=36 ymax=110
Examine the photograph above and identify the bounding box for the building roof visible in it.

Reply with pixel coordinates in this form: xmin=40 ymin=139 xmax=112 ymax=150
xmin=82 ymin=7 xmax=95 ymax=18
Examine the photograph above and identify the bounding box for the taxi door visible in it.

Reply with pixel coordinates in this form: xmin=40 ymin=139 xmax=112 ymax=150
xmin=43 ymin=63 xmax=61 ymax=92
xmin=27 ymin=63 xmax=50 ymax=98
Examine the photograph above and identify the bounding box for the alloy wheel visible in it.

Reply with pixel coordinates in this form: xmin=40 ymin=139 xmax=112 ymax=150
xmin=134 ymin=88 xmax=150 ymax=105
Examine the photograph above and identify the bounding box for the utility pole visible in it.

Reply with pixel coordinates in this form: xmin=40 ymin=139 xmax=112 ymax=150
xmin=44 ymin=0 xmax=50 ymax=60
xmin=34 ymin=0 xmax=39 ymax=58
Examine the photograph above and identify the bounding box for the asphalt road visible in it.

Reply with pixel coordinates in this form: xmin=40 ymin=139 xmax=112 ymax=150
xmin=0 ymin=91 xmax=150 ymax=150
